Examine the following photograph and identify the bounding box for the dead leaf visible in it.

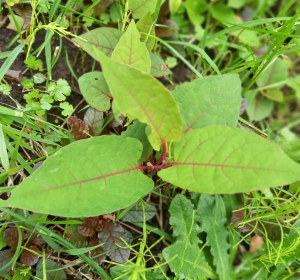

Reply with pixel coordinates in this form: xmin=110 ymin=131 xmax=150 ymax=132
xmin=68 ymin=116 xmax=89 ymax=141
xmin=5 ymin=70 xmax=23 ymax=81
xmin=97 ymin=220 xmax=130 ymax=263
xmin=3 ymin=228 xmax=24 ymax=248
xmin=156 ymin=19 xmax=178 ymax=37
xmin=12 ymin=4 xmax=32 ymax=30
xmin=249 ymin=233 xmax=263 ymax=253
xmin=85 ymin=238 xmax=106 ymax=265
xmin=231 ymin=208 xmax=256 ymax=233
xmin=78 ymin=217 xmax=99 ymax=237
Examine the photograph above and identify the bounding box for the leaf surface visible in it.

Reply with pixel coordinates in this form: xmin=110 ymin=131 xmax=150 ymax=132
xmin=150 ymin=53 xmax=171 ymax=77
xmin=83 ymin=107 xmax=105 ymax=136
xmin=78 ymin=72 xmax=112 ymax=111
xmin=172 ymin=74 xmax=241 ymax=133
xmin=112 ymin=21 xmax=150 ymax=73
xmin=73 ymin=28 xmax=123 ymax=60
xmin=121 ymin=201 xmax=156 ymax=222
xmin=129 ymin=0 xmax=157 ymax=19
xmin=196 ymin=195 xmax=235 ymax=280
xmin=96 ymin=50 xmax=182 ymax=150
xmin=20 ymin=245 xmax=39 ymax=266
xmin=158 ymin=126 xmax=300 ymax=193
xmin=85 ymin=238 xmax=106 ymax=265
xmin=97 ymin=222 xmax=130 ymax=263
xmin=0 ymin=250 xmax=14 ymax=273
xmin=78 ymin=217 xmax=98 ymax=237
xmin=136 ymin=12 xmax=156 ymax=52
xmin=69 ymin=232 xmax=88 ymax=248
xmin=1 ymin=136 xmax=153 ymax=217
xmin=68 ymin=116 xmax=89 ymax=141
xmin=122 ymin=120 xmax=153 ymax=162
xmin=36 ymin=259 xmax=66 ymax=280
xmin=162 ymin=194 xmax=216 ymax=279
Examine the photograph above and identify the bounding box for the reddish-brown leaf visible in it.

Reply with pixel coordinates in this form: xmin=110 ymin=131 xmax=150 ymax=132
xmin=68 ymin=116 xmax=89 ymax=141
xmin=85 ymin=238 xmax=106 ymax=265
xmin=231 ymin=209 xmax=256 ymax=233
xmin=21 ymin=245 xmax=40 ymax=266
xmin=78 ymin=217 xmax=99 ymax=237
xmin=97 ymin=222 xmax=130 ymax=263
xmin=249 ymin=233 xmax=263 ymax=253
xmin=26 ymin=231 xmax=45 ymax=246
xmin=3 ymin=228 xmax=23 ymax=248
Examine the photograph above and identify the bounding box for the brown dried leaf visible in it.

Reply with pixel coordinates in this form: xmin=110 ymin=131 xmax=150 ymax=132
xmin=12 ymin=4 xmax=32 ymax=30
xmin=78 ymin=217 xmax=99 ymax=237
xmin=156 ymin=19 xmax=178 ymax=37
xmin=249 ymin=233 xmax=263 ymax=253
xmin=26 ymin=231 xmax=45 ymax=246
xmin=68 ymin=116 xmax=89 ymax=141
xmin=21 ymin=245 xmax=40 ymax=266
xmin=97 ymin=222 xmax=130 ymax=263
xmin=231 ymin=209 xmax=256 ymax=233
xmin=85 ymin=238 xmax=106 ymax=265
xmin=3 ymin=228 xmax=23 ymax=249
xmin=5 ymin=70 xmax=23 ymax=81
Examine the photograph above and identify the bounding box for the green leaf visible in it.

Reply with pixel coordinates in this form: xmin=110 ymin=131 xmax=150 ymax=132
xmin=129 ymin=0 xmax=157 ymax=19
xmin=48 ymin=79 xmax=71 ymax=101
xmin=33 ymin=73 xmax=46 ymax=84
xmin=59 ymin=102 xmax=73 ymax=116
xmin=275 ymin=128 xmax=300 ymax=162
xmin=211 ymin=3 xmax=236 ymax=24
xmin=245 ymin=92 xmax=274 ymax=122
xmin=112 ymin=21 xmax=151 ymax=73
xmin=256 ymin=59 xmax=288 ymax=89
xmin=231 ymin=29 xmax=260 ymax=47
xmin=170 ymin=0 xmax=181 ymax=16
xmin=24 ymin=58 xmax=43 ymax=71
xmin=122 ymin=120 xmax=153 ymax=162
xmin=162 ymin=194 xmax=216 ymax=279
xmin=136 ymin=12 xmax=156 ymax=52
xmin=1 ymin=136 xmax=153 ymax=217
xmin=78 ymin=72 xmax=112 ymax=111
xmin=95 ymin=49 xmax=182 ymax=151
xmin=287 ymin=76 xmax=300 ymax=98
xmin=186 ymin=0 xmax=206 ymax=26
xmin=110 ymin=2 xmax=124 ymax=22
xmin=22 ymin=80 xmax=34 ymax=89
xmin=36 ymin=259 xmax=66 ymax=280
xmin=64 ymin=241 xmax=103 ymax=255
xmin=196 ymin=195 xmax=235 ymax=280
xmin=261 ymin=89 xmax=284 ymax=102
xmin=158 ymin=126 xmax=300 ymax=193
xmin=24 ymin=89 xmax=40 ymax=100
xmin=7 ymin=15 xmax=24 ymax=31
xmin=150 ymin=53 xmax=171 ymax=77
xmin=83 ymin=107 xmax=104 ymax=136
xmin=73 ymin=28 xmax=123 ymax=60
xmin=121 ymin=201 xmax=156 ymax=222
xmin=172 ymin=74 xmax=241 ymax=133
xmin=0 ymin=84 xmax=12 ymax=96
xmin=228 ymin=0 xmax=248 ymax=8
xmin=12 ymin=266 xmax=31 ymax=280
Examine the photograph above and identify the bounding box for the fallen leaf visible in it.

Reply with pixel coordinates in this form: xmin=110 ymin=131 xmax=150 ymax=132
xmin=5 ymin=70 xmax=23 ymax=82
xmin=85 ymin=238 xmax=106 ymax=265
xmin=231 ymin=209 xmax=256 ymax=233
xmin=12 ymin=4 xmax=32 ymax=30
xmin=68 ymin=116 xmax=89 ymax=140
xmin=249 ymin=233 xmax=263 ymax=253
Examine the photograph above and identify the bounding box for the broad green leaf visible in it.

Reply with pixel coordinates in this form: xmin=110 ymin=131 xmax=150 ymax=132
xmin=136 ymin=12 xmax=156 ymax=52
xmin=211 ymin=3 xmax=236 ymax=25
xmin=112 ymin=21 xmax=151 ymax=73
xmin=172 ymin=74 xmax=241 ymax=133
xmin=275 ymin=128 xmax=300 ymax=162
xmin=170 ymin=0 xmax=181 ymax=16
xmin=0 ymin=136 xmax=153 ymax=217
xmin=231 ymin=29 xmax=260 ymax=47
xmin=110 ymin=2 xmax=124 ymax=22
xmin=245 ymin=91 xmax=274 ymax=122
xmin=36 ymin=259 xmax=66 ymax=280
xmin=7 ymin=15 xmax=24 ymax=30
xmin=256 ymin=58 xmax=288 ymax=89
xmin=12 ymin=266 xmax=31 ymax=280
xmin=73 ymin=28 xmax=123 ymax=60
xmin=96 ymin=50 xmax=182 ymax=151
xmin=122 ymin=120 xmax=153 ymax=162
xmin=129 ymin=0 xmax=157 ymax=19
xmin=150 ymin=53 xmax=171 ymax=77
xmin=186 ymin=0 xmax=206 ymax=26
xmin=228 ymin=0 xmax=248 ymax=8
xmin=78 ymin=72 xmax=112 ymax=111
xmin=196 ymin=195 xmax=235 ymax=280
xmin=261 ymin=89 xmax=284 ymax=102
xmin=287 ymin=76 xmax=300 ymax=98
xmin=162 ymin=195 xmax=216 ymax=279
xmin=158 ymin=126 xmax=300 ymax=194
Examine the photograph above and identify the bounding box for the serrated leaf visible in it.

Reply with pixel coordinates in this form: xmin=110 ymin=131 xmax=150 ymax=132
xmin=78 ymin=72 xmax=112 ymax=111
xmin=59 ymin=102 xmax=73 ymax=116
xmin=150 ymin=53 xmax=171 ymax=77
xmin=36 ymin=259 xmax=66 ymax=280
xmin=97 ymin=222 xmax=130 ymax=263
xmin=158 ymin=126 xmax=300 ymax=193
xmin=83 ymin=107 xmax=104 ymax=136
xmin=96 ymin=50 xmax=182 ymax=151
xmin=121 ymin=201 xmax=156 ymax=222
xmin=68 ymin=116 xmax=89 ymax=141
xmin=245 ymin=92 xmax=274 ymax=122
xmin=162 ymin=195 xmax=216 ymax=279
xmin=78 ymin=217 xmax=98 ymax=237
xmin=172 ymin=74 xmax=241 ymax=133
xmin=69 ymin=232 xmax=88 ymax=248
xmin=73 ymin=28 xmax=123 ymax=60
xmin=136 ymin=12 xmax=156 ymax=52
xmin=122 ymin=120 xmax=153 ymax=162
xmin=129 ymin=0 xmax=157 ymax=19
xmin=196 ymin=195 xmax=235 ymax=280
xmin=0 ymin=250 xmax=14 ymax=273
xmin=112 ymin=21 xmax=151 ymax=73
xmin=1 ymin=137 xmax=153 ymax=217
